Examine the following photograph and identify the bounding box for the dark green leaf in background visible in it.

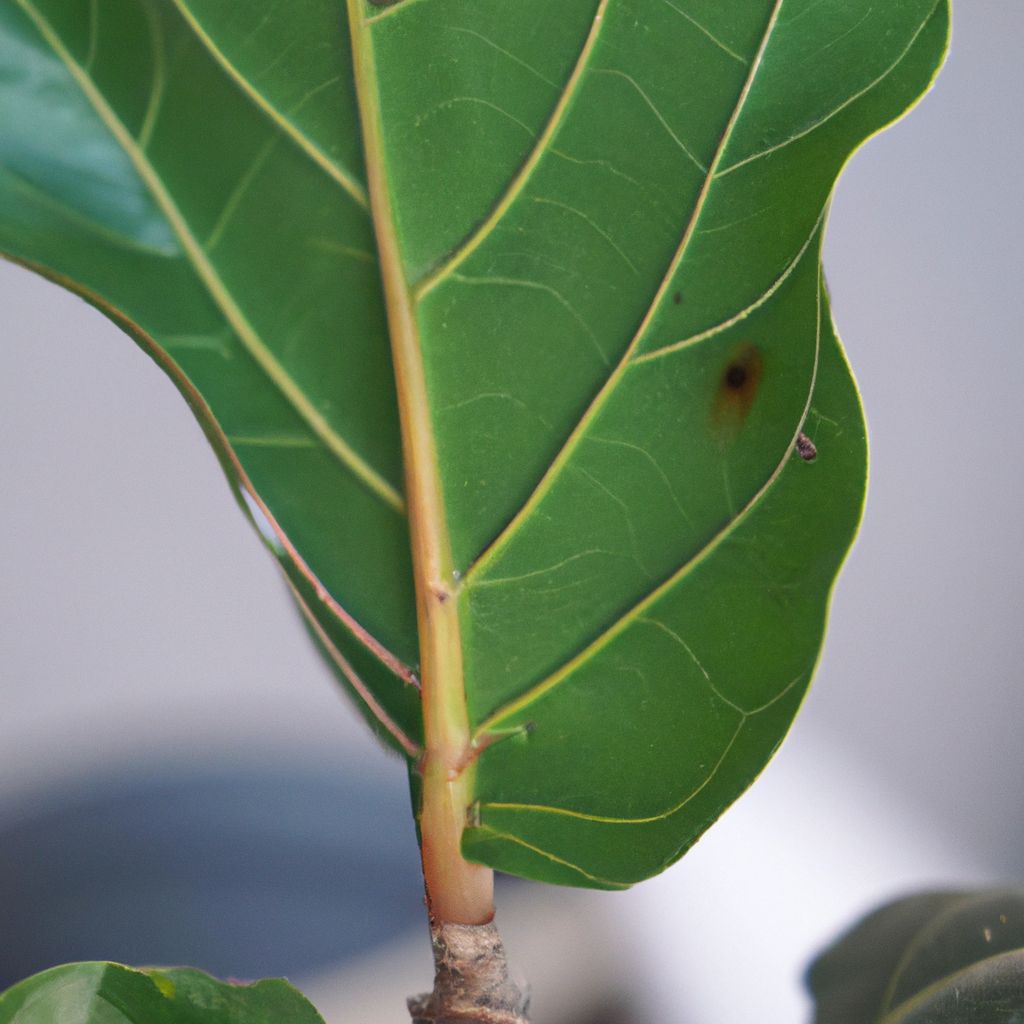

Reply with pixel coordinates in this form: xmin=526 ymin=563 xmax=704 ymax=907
xmin=0 ymin=963 xmax=326 ymax=1024
xmin=0 ymin=0 xmax=950 ymax=887
xmin=808 ymin=889 xmax=1024 ymax=1024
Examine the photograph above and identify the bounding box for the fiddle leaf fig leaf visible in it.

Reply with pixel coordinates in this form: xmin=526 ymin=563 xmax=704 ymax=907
xmin=0 ymin=0 xmax=949 ymax=889
xmin=808 ymin=890 xmax=1024 ymax=1024
xmin=0 ymin=963 xmax=326 ymax=1024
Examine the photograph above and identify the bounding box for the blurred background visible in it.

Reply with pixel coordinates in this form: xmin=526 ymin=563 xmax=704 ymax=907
xmin=1 ymin=3 xmax=1021 ymax=1022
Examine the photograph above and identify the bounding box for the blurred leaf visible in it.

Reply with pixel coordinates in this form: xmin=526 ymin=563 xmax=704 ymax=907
xmin=0 ymin=963 xmax=326 ymax=1024
xmin=0 ymin=0 xmax=949 ymax=887
xmin=808 ymin=889 xmax=1024 ymax=1024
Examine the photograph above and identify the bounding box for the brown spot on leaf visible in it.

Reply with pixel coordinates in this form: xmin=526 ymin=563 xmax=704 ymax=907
xmin=711 ymin=343 xmax=763 ymax=444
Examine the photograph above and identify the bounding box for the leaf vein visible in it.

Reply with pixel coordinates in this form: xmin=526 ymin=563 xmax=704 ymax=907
xmin=659 ymin=0 xmax=749 ymax=65
xmin=463 ymin=0 xmax=785 ymax=580
xmin=484 ymin=674 xmax=813 ymax=824
xmin=414 ymin=0 xmax=610 ymax=298
xmin=417 ymin=95 xmax=538 ymax=139
xmin=531 ymin=196 xmax=639 ymax=276
xmin=14 ymin=0 xmax=405 ymax=516
xmin=468 ymin=825 xmax=629 ymax=887
xmin=590 ymin=68 xmax=707 ymax=174
xmin=450 ymin=273 xmax=608 ymax=365
xmin=481 ymin=718 xmax=745 ymax=825
xmin=716 ymin=1 xmax=942 ymax=177
xmin=136 ymin=0 xmax=166 ymax=151
xmin=289 ymin=578 xmax=421 ymax=758
xmin=1 ymin=257 xmax=418 ymax=689
xmin=475 ymin=265 xmax=822 ymax=731
xmin=446 ymin=25 xmax=558 ymax=89
xmin=169 ymin=0 xmax=370 ymax=209
xmin=205 ymin=136 xmax=281 ymax=252
xmin=632 ymin=206 xmax=825 ymax=364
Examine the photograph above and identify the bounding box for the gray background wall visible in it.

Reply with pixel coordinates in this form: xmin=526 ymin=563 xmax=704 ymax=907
xmin=1 ymin=3 xmax=1021 ymax=1021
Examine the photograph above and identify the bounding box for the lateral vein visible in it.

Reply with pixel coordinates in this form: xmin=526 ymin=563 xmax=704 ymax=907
xmin=170 ymin=0 xmax=370 ymax=209
xmin=414 ymin=0 xmax=611 ymax=299
xmin=463 ymin=0 xmax=786 ymax=582
xmin=15 ymin=0 xmax=404 ymax=515
xmin=475 ymin=262 xmax=823 ymax=733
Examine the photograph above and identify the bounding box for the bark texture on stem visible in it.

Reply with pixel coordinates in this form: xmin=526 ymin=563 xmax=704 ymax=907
xmin=408 ymin=920 xmax=530 ymax=1024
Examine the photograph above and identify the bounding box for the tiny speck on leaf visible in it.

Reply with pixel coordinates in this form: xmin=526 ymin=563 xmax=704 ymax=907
xmin=673 ymin=291 xmax=682 ymax=305
xmin=795 ymin=432 xmax=817 ymax=462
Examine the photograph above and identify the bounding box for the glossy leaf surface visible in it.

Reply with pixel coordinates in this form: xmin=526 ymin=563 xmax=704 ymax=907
xmin=0 ymin=963 xmax=326 ymax=1024
xmin=0 ymin=0 xmax=949 ymax=887
xmin=808 ymin=890 xmax=1024 ymax=1024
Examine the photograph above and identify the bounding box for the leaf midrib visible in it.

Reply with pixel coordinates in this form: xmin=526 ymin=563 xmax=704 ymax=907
xmin=347 ymin=0 xmax=489 ymax=923
xmin=14 ymin=0 xmax=404 ymax=515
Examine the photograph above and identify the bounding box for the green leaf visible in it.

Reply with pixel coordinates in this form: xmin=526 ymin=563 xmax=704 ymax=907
xmin=0 ymin=0 xmax=949 ymax=890
xmin=807 ymin=890 xmax=1024 ymax=1024
xmin=0 ymin=962 xmax=326 ymax=1024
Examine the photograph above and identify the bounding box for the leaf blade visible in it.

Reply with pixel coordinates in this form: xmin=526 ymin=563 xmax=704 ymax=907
xmin=808 ymin=889 xmax=1024 ymax=1024
xmin=0 ymin=963 xmax=327 ymax=1024
xmin=0 ymin=0 xmax=950 ymax=889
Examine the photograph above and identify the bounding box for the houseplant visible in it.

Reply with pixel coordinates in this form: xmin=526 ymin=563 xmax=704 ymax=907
xmin=2 ymin=2 xmax=1007 ymax=1024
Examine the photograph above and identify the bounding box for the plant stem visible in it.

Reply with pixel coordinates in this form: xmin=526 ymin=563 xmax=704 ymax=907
xmin=408 ymin=922 xmax=530 ymax=1024
xmin=345 ymin=0 xmax=493 ymax=927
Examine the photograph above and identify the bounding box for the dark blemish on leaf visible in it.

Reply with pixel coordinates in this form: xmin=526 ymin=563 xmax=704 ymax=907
xmin=725 ymin=364 xmax=747 ymax=389
xmin=796 ymin=432 xmax=818 ymax=461
xmin=673 ymin=291 xmax=682 ymax=305
xmin=710 ymin=343 xmax=763 ymax=444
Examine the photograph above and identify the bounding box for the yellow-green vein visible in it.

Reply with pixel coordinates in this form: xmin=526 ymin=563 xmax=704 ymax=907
xmin=633 ymin=205 xmax=826 ymax=364
xmin=475 ymin=263 xmax=822 ymax=734
xmin=716 ymin=0 xmax=944 ymax=178
xmin=481 ymin=719 xmax=745 ymax=825
xmin=137 ymin=0 xmax=165 ymax=150
xmin=462 ymin=0 xmax=785 ymax=583
xmin=170 ymin=0 xmax=370 ymax=210
xmin=413 ymin=0 xmax=610 ymax=300
xmin=15 ymin=0 xmax=404 ymax=515
xmin=467 ymin=825 xmax=629 ymax=888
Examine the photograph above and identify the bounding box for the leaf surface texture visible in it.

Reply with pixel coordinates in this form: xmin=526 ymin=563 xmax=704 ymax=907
xmin=0 ymin=0 xmax=949 ymax=886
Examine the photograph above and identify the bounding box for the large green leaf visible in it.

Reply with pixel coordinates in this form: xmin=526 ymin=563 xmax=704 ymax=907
xmin=0 ymin=0 xmax=949 ymax=890
xmin=808 ymin=890 xmax=1024 ymax=1024
xmin=0 ymin=963 xmax=326 ymax=1024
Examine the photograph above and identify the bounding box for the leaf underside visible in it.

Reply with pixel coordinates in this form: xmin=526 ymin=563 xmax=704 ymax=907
xmin=0 ymin=0 xmax=949 ymax=887
xmin=0 ymin=962 xmax=326 ymax=1024
xmin=808 ymin=889 xmax=1024 ymax=1024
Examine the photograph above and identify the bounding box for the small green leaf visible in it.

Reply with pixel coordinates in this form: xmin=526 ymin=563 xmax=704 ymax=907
xmin=0 ymin=963 xmax=326 ymax=1024
xmin=0 ymin=0 xmax=950 ymax=889
xmin=808 ymin=890 xmax=1024 ymax=1024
